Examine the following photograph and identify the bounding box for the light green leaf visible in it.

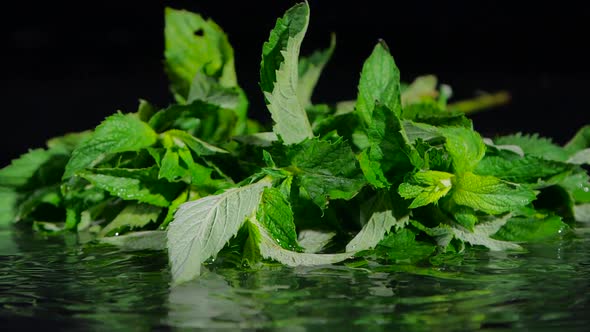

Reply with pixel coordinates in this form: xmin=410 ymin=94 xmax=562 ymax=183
xmin=399 ymin=170 xmax=454 ymax=209
xmin=475 ymin=155 xmax=572 ymax=183
xmin=167 ymin=180 xmax=271 ymax=284
xmin=482 ymin=137 xmax=524 ymax=157
xmin=346 ymin=192 xmax=409 ymax=252
xmin=297 ymin=229 xmax=336 ymax=253
xmin=99 ymin=203 xmax=161 ymax=237
xmin=249 ymin=216 xmax=355 ymax=267
xmin=452 ymin=172 xmax=536 ymax=215
xmin=101 ymin=230 xmax=166 ymax=251
xmin=297 ymin=34 xmax=336 ymax=107
xmin=429 ymin=214 xmax=521 ymax=251
xmin=164 ymin=7 xmax=236 ymax=101
xmin=494 ymin=133 xmax=569 ymax=162
xmin=574 ymin=203 xmax=590 ymax=222
xmin=355 ymin=41 xmax=402 ymax=127
xmin=260 ymin=2 xmax=313 ymax=144
xmin=401 ymin=75 xmax=438 ymax=106
xmin=440 ymin=126 xmax=485 ymax=173
xmin=564 ymin=125 xmax=590 ymax=154
xmin=64 ymin=113 xmax=157 ymax=178
xmin=567 ymin=149 xmax=590 ymax=165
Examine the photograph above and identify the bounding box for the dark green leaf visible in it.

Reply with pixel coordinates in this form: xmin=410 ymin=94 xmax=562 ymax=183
xmin=256 ymin=187 xmax=302 ymax=251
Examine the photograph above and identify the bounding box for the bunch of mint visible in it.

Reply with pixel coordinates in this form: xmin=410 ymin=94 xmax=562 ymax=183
xmin=1 ymin=3 xmax=588 ymax=284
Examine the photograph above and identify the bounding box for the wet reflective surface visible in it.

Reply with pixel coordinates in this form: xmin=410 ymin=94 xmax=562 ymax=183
xmin=1 ymin=224 xmax=589 ymax=331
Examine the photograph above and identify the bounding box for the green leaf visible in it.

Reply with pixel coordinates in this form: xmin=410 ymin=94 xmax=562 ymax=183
xmin=99 ymin=203 xmax=161 ymax=237
xmin=377 ymin=229 xmax=436 ymax=263
xmin=79 ymin=167 xmax=182 ymax=207
xmin=401 ymin=75 xmax=438 ymax=106
xmin=64 ymin=113 xmax=157 ymax=178
xmin=137 ymin=99 xmax=156 ymax=122
xmin=429 ymin=214 xmax=522 ymax=251
xmin=346 ymin=192 xmax=409 ymax=252
xmin=164 ymin=7 xmax=236 ymax=102
xmin=452 ymin=172 xmax=536 ymax=214
xmin=493 ymin=215 xmax=568 ymax=242
xmin=494 ymin=133 xmax=569 ymax=162
xmin=564 ymin=125 xmax=590 ymax=154
xmin=567 ymin=149 xmax=590 ymax=165
xmin=256 ymin=187 xmax=302 ymax=251
xmin=360 ymin=104 xmax=422 ymax=188
xmin=167 ymin=180 xmax=271 ymax=284
xmin=186 ymin=73 xmax=249 ymax=135
xmin=233 ymin=132 xmax=278 ymax=147
xmin=440 ymin=126 xmax=485 ymax=173
xmin=0 ymin=188 xmax=18 ymax=225
xmin=297 ymin=34 xmax=336 ymax=107
xmin=260 ymin=2 xmax=313 ymax=144
xmin=558 ymin=172 xmax=590 ymax=203
xmin=355 ymin=41 xmax=402 ymax=127
xmin=297 ymin=229 xmax=336 ymax=253
xmin=248 ymin=216 xmax=355 ymax=267
xmin=475 ymin=155 xmax=572 ymax=183
xmin=281 ymin=138 xmax=366 ymax=210
xmin=574 ymin=203 xmax=590 ymax=222
xmin=164 ymin=129 xmax=228 ymax=156
xmin=0 ymin=148 xmax=68 ymax=188
xmin=100 ymin=230 xmax=166 ymax=251
xmin=399 ymin=170 xmax=454 ymax=209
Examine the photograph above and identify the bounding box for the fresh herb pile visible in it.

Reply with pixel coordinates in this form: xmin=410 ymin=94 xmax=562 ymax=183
xmin=2 ymin=3 xmax=589 ymax=284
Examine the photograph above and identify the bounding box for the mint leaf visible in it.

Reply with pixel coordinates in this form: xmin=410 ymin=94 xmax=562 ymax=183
xmin=355 ymin=41 xmax=402 ymax=127
xmin=0 ymin=188 xmax=18 ymax=225
xmin=64 ymin=113 xmax=157 ymax=179
xmin=79 ymin=167 xmax=182 ymax=207
xmin=493 ymin=215 xmax=568 ymax=242
xmin=360 ymin=104 xmax=422 ymax=188
xmin=377 ymin=229 xmax=436 ymax=263
xmin=346 ymin=192 xmax=409 ymax=252
xmin=256 ymin=187 xmax=302 ymax=251
xmin=475 ymin=155 xmax=572 ymax=183
xmin=564 ymin=125 xmax=590 ymax=154
xmin=297 ymin=229 xmax=336 ymax=253
xmin=567 ymin=149 xmax=590 ymax=165
xmin=167 ymin=180 xmax=271 ymax=284
xmin=248 ymin=216 xmax=355 ymax=267
xmin=260 ymin=2 xmax=313 ymax=144
xmin=99 ymin=203 xmax=161 ymax=237
xmin=401 ymin=75 xmax=438 ymax=106
xmin=452 ymin=172 xmax=536 ymax=214
xmin=186 ymin=73 xmax=249 ymax=135
xmin=297 ymin=34 xmax=336 ymax=107
xmin=428 ymin=214 xmax=521 ymax=251
xmin=164 ymin=7 xmax=237 ymax=102
xmin=440 ymin=126 xmax=485 ymax=173
xmin=494 ymin=133 xmax=569 ymax=162
xmin=399 ymin=170 xmax=454 ymax=209
xmin=164 ymin=129 xmax=228 ymax=156
xmin=281 ymin=138 xmax=365 ymax=210
xmin=101 ymin=230 xmax=166 ymax=251
xmin=0 ymin=148 xmax=68 ymax=188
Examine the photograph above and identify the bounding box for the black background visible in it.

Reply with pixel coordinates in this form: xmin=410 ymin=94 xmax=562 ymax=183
xmin=2 ymin=0 xmax=589 ymax=166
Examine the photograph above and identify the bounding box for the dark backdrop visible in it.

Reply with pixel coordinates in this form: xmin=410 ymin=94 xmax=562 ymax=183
xmin=2 ymin=1 xmax=589 ymax=166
